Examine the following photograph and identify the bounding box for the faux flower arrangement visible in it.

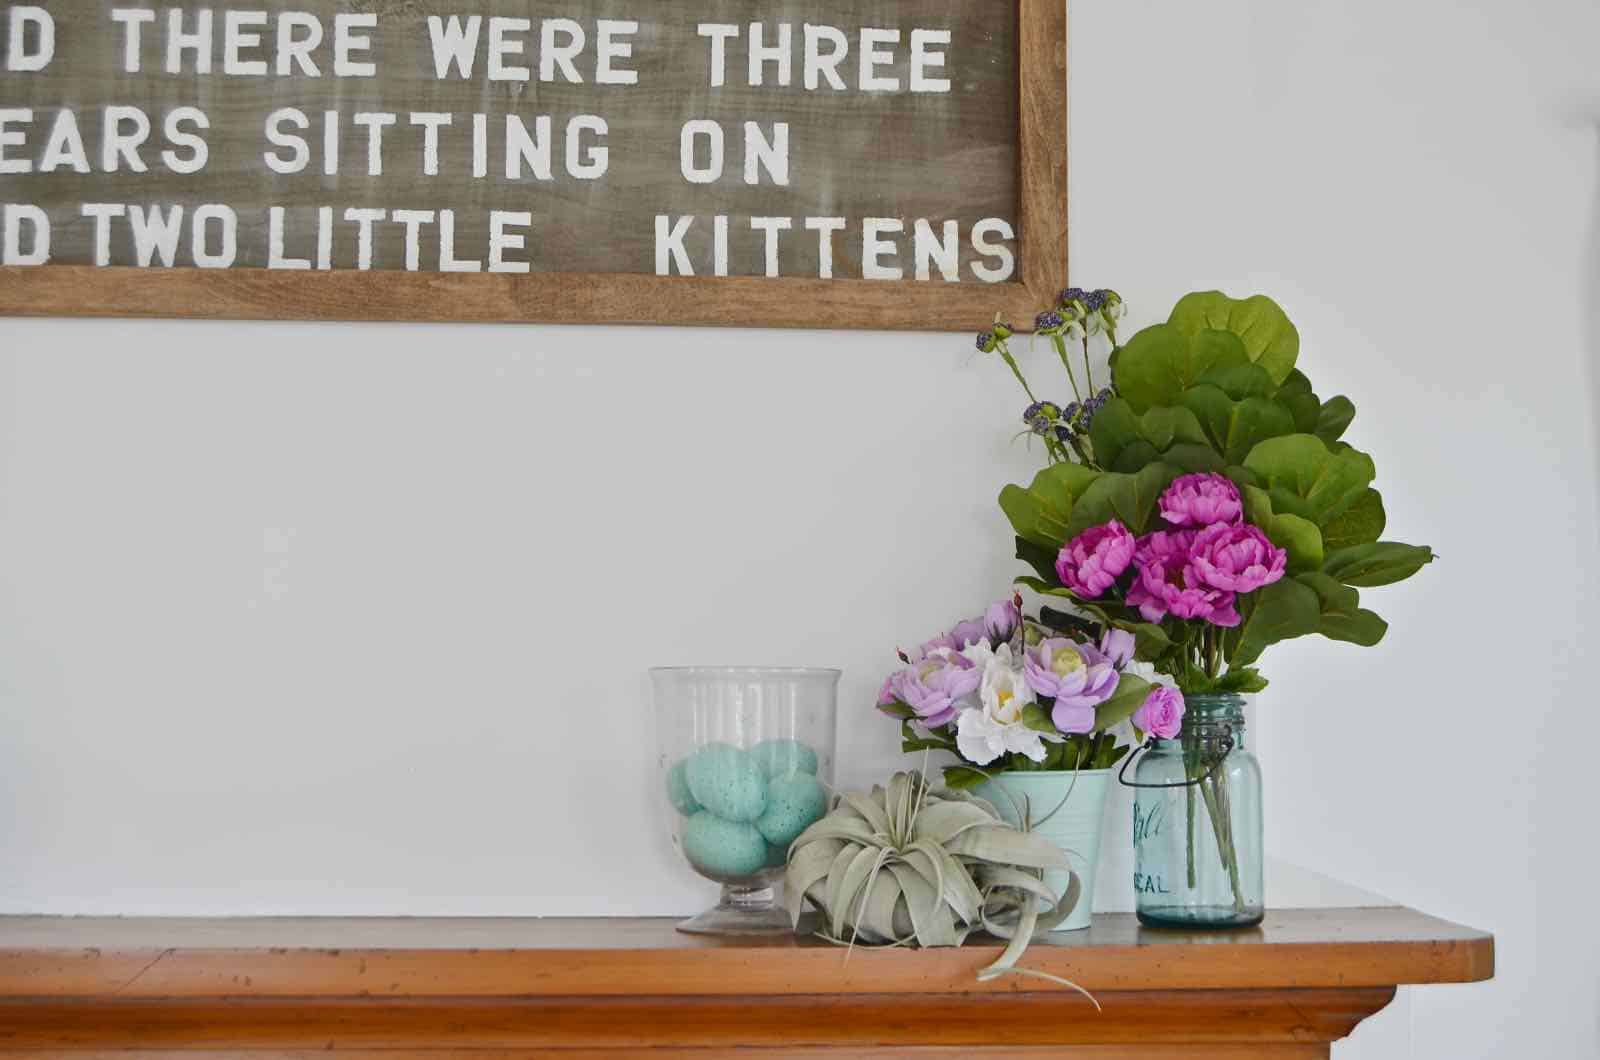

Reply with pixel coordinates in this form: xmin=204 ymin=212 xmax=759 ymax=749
xmin=876 ymin=595 xmax=1183 ymax=790
xmin=878 ymin=287 xmax=1434 ymax=891
xmin=987 ymin=289 xmax=1435 ymax=695
xmin=961 ymin=288 xmax=1435 ymax=918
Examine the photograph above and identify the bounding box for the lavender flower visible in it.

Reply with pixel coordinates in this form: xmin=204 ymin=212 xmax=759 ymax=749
xmin=949 ymin=617 xmax=990 ymax=651
xmin=1133 ymin=686 xmax=1185 ymax=740
xmin=1100 ymin=628 xmax=1137 ymax=669
xmin=976 ymin=331 xmax=995 ymax=352
xmin=889 ymin=653 xmax=982 ymax=728
xmin=984 ymin=598 xmax=1022 ymax=642
xmin=1035 ymin=310 xmax=1064 ymax=332
xmin=1021 ymin=638 xmax=1121 ymax=734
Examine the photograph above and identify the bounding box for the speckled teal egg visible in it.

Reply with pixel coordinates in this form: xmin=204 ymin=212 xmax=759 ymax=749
xmin=756 ymin=772 xmax=828 ymax=847
xmin=665 ymin=759 xmax=700 ymax=817
xmin=751 ymin=738 xmax=819 ymax=778
xmin=685 ymin=743 xmax=767 ymax=822
xmin=765 ymin=842 xmax=790 ymax=869
xmin=683 ymin=812 xmax=769 ymax=878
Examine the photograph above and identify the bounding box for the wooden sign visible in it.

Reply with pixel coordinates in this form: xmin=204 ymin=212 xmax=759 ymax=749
xmin=0 ymin=2 xmax=1066 ymax=330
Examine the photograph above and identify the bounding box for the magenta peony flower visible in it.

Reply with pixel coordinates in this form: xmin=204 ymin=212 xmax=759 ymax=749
xmin=1055 ymin=521 xmax=1137 ymax=598
xmin=1159 ymin=473 xmax=1243 ymax=528
xmin=1190 ymin=523 xmax=1288 ymax=594
xmin=984 ymin=598 xmax=1021 ymax=642
xmin=889 ymin=652 xmax=981 ymax=728
xmin=1021 ymin=638 xmax=1120 ymax=734
xmin=1125 ymin=530 xmax=1241 ymax=628
xmin=1133 ymin=686 xmax=1186 ymax=740
xmin=1100 ymin=628 xmax=1136 ymax=669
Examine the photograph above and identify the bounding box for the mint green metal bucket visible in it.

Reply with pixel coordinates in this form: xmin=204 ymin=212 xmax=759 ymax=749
xmin=976 ymin=769 xmax=1113 ymax=932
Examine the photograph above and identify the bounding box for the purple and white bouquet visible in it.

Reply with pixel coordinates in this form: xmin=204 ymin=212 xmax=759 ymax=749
xmin=877 ymin=594 xmax=1185 ymax=787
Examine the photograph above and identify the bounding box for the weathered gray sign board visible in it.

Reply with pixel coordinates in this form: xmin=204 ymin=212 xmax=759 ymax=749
xmin=0 ymin=1 xmax=1067 ymax=329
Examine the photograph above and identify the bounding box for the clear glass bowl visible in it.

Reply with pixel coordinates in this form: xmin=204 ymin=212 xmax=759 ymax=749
xmin=652 ymin=666 xmax=839 ymax=935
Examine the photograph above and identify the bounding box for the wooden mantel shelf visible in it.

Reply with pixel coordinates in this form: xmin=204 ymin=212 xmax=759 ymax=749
xmin=0 ymin=907 xmax=1492 ymax=1058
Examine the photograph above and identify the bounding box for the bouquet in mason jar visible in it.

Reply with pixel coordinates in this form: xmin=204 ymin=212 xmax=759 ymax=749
xmin=981 ymin=288 xmax=1435 ymax=913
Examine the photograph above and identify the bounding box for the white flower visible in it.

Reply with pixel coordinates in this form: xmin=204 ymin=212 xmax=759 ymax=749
xmin=979 ymin=643 xmax=1035 ymax=722
xmin=954 ymin=643 xmax=1048 ymax=767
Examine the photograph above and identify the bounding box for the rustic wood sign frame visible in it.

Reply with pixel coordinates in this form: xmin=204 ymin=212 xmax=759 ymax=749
xmin=0 ymin=0 xmax=1066 ymax=332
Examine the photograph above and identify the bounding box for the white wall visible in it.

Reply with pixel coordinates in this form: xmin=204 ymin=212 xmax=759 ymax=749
xmin=1 ymin=1 xmax=1597 ymax=1057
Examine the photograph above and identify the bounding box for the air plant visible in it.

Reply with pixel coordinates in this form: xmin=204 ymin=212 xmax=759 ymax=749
xmin=784 ymin=770 xmax=1095 ymax=996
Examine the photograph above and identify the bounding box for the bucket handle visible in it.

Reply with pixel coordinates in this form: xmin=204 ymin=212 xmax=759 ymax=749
xmin=1116 ymin=727 xmax=1235 ymax=789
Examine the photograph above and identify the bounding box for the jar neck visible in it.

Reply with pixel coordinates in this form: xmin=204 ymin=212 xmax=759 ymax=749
xmin=1153 ymin=693 xmax=1247 ymax=750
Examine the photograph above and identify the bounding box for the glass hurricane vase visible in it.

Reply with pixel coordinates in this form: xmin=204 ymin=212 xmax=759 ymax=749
xmin=652 ymin=667 xmax=839 ymax=936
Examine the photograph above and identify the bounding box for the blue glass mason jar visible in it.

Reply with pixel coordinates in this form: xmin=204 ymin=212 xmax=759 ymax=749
xmin=1127 ymin=693 xmax=1263 ymax=928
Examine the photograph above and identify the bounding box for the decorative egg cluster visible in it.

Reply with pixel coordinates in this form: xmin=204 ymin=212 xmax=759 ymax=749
xmin=671 ymin=739 xmax=827 ymax=879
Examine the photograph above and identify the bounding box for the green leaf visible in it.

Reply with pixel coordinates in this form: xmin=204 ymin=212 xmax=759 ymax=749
xmin=1093 ymin=673 xmax=1151 ymax=732
xmin=878 ymin=701 xmax=916 ymax=721
xmin=998 ymin=462 xmax=1103 ymax=550
xmin=1177 ymin=385 xmax=1232 ymax=452
xmin=1242 ymin=485 xmax=1325 ymax=573
xmin=1216 ymin=667 xmax=1269 ymax=694
xmin=941 ymin=766 xmax=990 ymax=791
xmin=1020 ymin=704 xmax=1058 ymax=734
xmin=1275 ymin=369 xmax=1314 ymax=400
xmin=1015 ymin=537 xmax=1059 ymax=583
xmin=1038 ymin=606 xmax=1098 ymax=639
xmin=1168 ymin=291 xmax=1300 ymax=386
xmin=1181 ymin=386 xmax=1298 ymax=466
xmin=1320 ymin=606 xmax=1388 ymax=647
xmin=999 ymin=484 xmax=1070 ymax=551
xmin=1297 ymin=572 xmax=1389 ymax=647
xmin=1089 ymin=398 xmax=1209 ymax=472
xmin=1323 ymin=542 xmax=1437 ymax=588
xmin=1242 ymin=434 xmax=1376 ymax=526
xmin=1322 ymin=489 xmax=1386 ymax=550
xmin=1131 ymin=622 xmax=1172 ymax=660
xmin=1111 ymin=323 xmax=1250 ymax=413
xmin=1226 ymin=578 xmax=1322 ymax=667
xmin=1014 ymin=576 xmax=1080 ymax=600
xmin=1162 ymin=443 xmax=1229 ymax=472
xmin=1315 ymin=396 xmax=1356 ymax=445
xmin=1064 ymin=463 xmax=1180 ymax=538
xmin=1094 ymin=741 xmax=1132 ymax=771
xmin=901 ymin=720 xmax=957 ymax=754
xmin=1197 ymin=361 xmax=1277 ymax=400
xmin=1278 ymin=392 xmax=1322 ymax=434
xmin=1271 ymin=371 xmax=1321 ymax=433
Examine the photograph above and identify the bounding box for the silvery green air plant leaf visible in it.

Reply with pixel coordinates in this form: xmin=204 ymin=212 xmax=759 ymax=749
xmin=785 ymin=771 xmax=1097 ymax=1000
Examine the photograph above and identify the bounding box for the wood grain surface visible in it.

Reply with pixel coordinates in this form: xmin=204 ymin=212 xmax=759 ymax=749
xmin=0 ymin=907 xmax=1492 ymax=999
xmin=0 ymin=908 xmax=1491 ymax=1056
